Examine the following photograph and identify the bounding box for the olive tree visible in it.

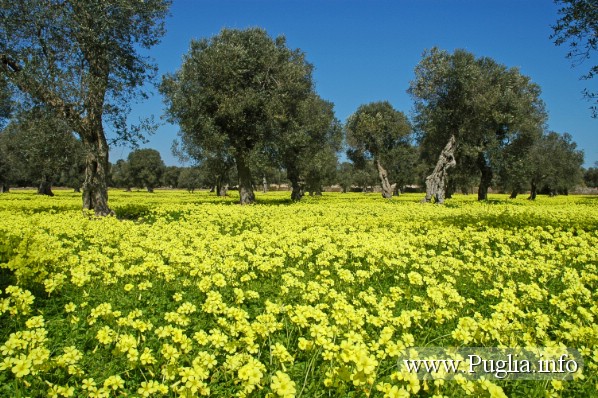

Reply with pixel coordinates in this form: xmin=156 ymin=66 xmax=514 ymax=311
xmin=160 ymin=28 xmax=314 ymax=204
xmin=1 ymin=107 xmax=83 ymax=195
xmin=1 ymin=0 xmax=170 ymax=214
xmin=275 ymin=94 xmax=342 ymax=200
xmin=525 ymin=132 xmax=584 ymax=199
xmin=409 ymin=48 xmax=546 ymax=202
xmin=128 ymin=148 xmax=165 ymax=193
xmin=346 ymin=101 xmax=411 ymax=199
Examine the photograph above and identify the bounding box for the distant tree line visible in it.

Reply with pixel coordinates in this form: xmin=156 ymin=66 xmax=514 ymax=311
xmin=1 ymin=9 xmax=594 ymax=207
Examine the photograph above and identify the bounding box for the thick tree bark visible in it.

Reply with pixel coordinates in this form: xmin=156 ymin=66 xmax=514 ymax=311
xmin=215 ymin=176 xmax=229 ymax=196
xmin=81 ymin=132 xmax=113 ymax=215
xmin=375 ymin=159 xmax=393 ymax=199
xmin=422 ymin=135 xmax=457 ymax=204
xmin=38 ymin=176 xmax=54 ymax=196
xmin=291 ymin=181 xmax=303 ymax=200
xmin=510 ymin=190 xmax=518 ymax=199
xmin=78 ymin=52 xmax=114 ymax=216
xmin=235 ymin=151 xmax=255 ymax=204
xmin=477 ymin=152 xmax=493 ymax=201
xmin=287 ymin=167 xmax=304 ymax=201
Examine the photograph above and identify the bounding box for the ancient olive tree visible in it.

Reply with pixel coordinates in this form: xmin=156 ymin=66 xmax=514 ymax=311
xmin=409 ymin=48 xmax=546 ymax=202
xmin=161 ymin=28 xmax=314 ymax=204
xmin=1 ymin=0 xmax=170 ymax=214
xmin=552 ymin=0 xmax=598 ymax=117
xmin=346 ymin=101 xmax=411 ymax=199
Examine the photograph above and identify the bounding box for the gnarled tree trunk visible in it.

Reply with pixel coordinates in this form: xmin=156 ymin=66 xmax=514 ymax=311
xmin=218 ymin=183 xmax=228 ymax=197
xmin=80 ymin=54 xmax=114 ymax=216
xmin=287 ymin=166 xmax=304 ymax=201
xmin=477 ymin=152 xmax=493 ymax=201
xmin=235 ymin=151 xmax=255 ymax=204
xmin=422 ymin=135 xmax=457 ymax=204
xmin=81 ymin=113 xmax=113 ymax=215
xmin=375 ymin=159 xmax=392 ymax=199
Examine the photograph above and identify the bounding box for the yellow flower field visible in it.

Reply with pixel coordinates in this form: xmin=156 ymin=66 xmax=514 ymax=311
xmin=0 ymin=190 xmax=597 ymax=397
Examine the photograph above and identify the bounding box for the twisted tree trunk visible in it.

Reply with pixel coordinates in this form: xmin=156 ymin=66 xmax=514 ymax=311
xmin=287 ymin=166 xmax=304 ymax=201
xmin=422 ymin=135 xmax=457 ymax=204
xmin=375 ymin=159 xmax=392 ymax=199
xmin=235 ymin=151 xmax=255 ymax=204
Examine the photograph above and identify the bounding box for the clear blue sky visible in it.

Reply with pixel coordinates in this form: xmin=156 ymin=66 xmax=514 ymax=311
xmin=110 ymin=0 xmax=597 ymax=168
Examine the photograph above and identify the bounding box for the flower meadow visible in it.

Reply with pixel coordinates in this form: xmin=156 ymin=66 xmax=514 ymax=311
xmin=0 ymin=190 xmax=597 ymax=398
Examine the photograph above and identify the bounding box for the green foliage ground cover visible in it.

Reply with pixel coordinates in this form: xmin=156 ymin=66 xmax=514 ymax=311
xmin=0 ymin=190 xmax=597 ymax=397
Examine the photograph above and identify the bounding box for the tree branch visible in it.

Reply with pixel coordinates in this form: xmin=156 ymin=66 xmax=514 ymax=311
xmin=1 ymin=53 xmax=83 ymax=130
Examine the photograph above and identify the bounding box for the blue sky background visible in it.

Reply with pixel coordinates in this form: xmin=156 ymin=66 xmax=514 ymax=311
xmin=110 ymin=0 xmax=597 ymax=168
